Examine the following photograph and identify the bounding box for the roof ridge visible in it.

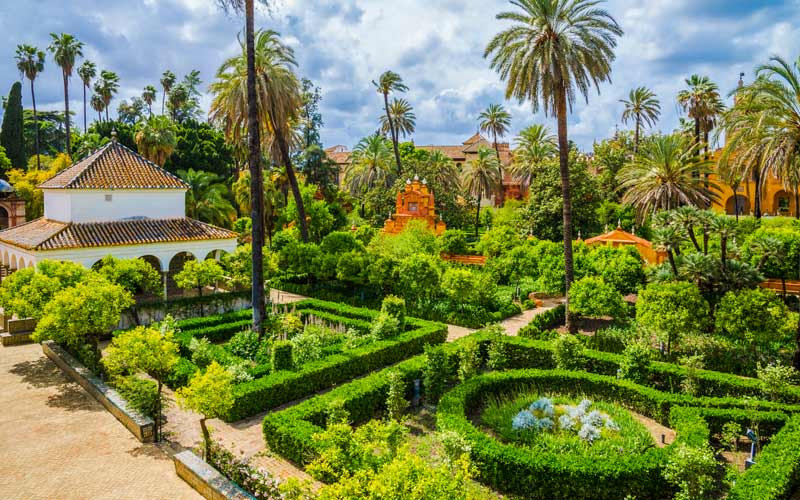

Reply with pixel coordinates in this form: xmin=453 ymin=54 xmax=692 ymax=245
xmin=112 ymin=141 xmax=188 ymax=188
xmin=67 ymin=142 xmax=115 ymax=188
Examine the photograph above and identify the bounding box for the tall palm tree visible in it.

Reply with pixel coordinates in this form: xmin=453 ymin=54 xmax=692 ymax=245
xmin=95 ymin=70 xmax=119 ymax=121
xmin=142 ymin=85 xmax=158 ymax=118
xmin=134 ymin=116 xmax=178 ymax=166
xmin=90 ymin=93 xmax=104 ymax=123
xmin=160 ymin=70 xmax=176 ymax=116
xmin=619 ymin=133 xmax=717 ymax=218
xmin=619 ymin=86 xmax=660 ymax=152
xmin=677 ymin=75 xmax=721 ymax=152
xmin=479 ymin=103 xmax=512 ymax=159
xmin=485 ymin=0 xmax=622 ymax=331
xmin=425 ymin=150 xmax=462 ymax=193
xmin=209 ymin=29 xmax=308 ymax=243
xmin=343 ymin=134 xmax=394 ymax=216
xmin=48 ymin=33 xmax=84 ymax=157
xmin=509 ymin=124 xmax=557 ymax=190
xmin=461 ymin=147 xmax=502 ymax=237
xmin=15 ymin=44 xmax=45 ymax=170
xmin=77 ymin=60 xmax=96 ymax=132
xmin=379 ymin=98 xmax=415 ymax=140
xmin=178 ymin=169 xmax=236 ymax=227
xmin=373 ymin=71 xmax=408 ymax=174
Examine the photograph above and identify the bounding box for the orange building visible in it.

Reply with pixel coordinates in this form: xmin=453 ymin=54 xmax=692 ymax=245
xmin=383 ymin=176 xmax=446 ymax=235
xmin=709 ymin=164 xmax=798 ymax=217
xmin=583 ymin=225 xmax=668 ymax=265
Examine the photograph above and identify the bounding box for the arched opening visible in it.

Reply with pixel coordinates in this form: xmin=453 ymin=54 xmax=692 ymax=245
xmin=204 ymin=249 xmax=229 ymax=262
xmin=773 ymin=190 xmax=793 ymax=217
xmin=1 ymin=250 xmax=7 ymax=266
xmin=0 ymin=206 xmax=9 ymax=230
xmin=17 ymin=257 xmax=25 ymax=270
xmin=10 ymin=255 xmax=17 ymax=270
xmin=167 ymin=252 xmax=196 ymax=296
xmin=725 ymin=195 xmax=750 ymax=216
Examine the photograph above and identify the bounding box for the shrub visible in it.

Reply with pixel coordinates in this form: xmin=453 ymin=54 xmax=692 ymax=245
xmin=369 ymin=312 xmax=400 ymax=340
xmin=291 ymin=325 xmax=339 ymax=366
xmin=518 ymin=305 xmax=566 ymax=338
xmin=568 ymin=276 xmax=627 ymax=319
xmin=206 ymin=441 xmax=280 ymax=499
xmin=663 ymin=443 xmax=717 ymax=500
xmin=758 ymin=363 xmax=798 ymax=402
xmin=680 ymin=354 xmax=705 ymax=397
xmin=715 ymin=288 xmax=794 ymax=358
xmin=272 ymin=341 xmax=294 ymax=371
xmin=487 ymin=338 xmax=509 ymax=371
xmin=380 ymin=295 xmax=406 ymax=331
xmin=226 ymin=329 xmax=260 ymax=361
xmin=553 ymin=335 xmax=585 ymax=370
xmin=457 ymin=339 xmax=481 ymax=382
xmin=281 ymin=313 xmax=303 ymax=339
xmin=438 ymin=229 xmax=469 ymax=255
xmin=721 ymin=421 xmax=741 ymax=452
xmin=189 ymin=337 xmax=214 ymax=368
xmin=618 ymin=341 xmax=652 ymax=384
xmin=441 ymin=268 xmax=478 ymax=304
xmin=422 ymin=345 xmax=450 ymax=404
xmin=636 ymin=281 xmax=710 ymax=355
xmin=386 ymin=371 xmax=408 ymax=422
xmin=115 ymin=375 xmax=159 ymax=419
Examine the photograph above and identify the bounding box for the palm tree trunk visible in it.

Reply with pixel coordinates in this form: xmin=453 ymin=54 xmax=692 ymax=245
xmin=555 ymin=80 xmax=575 ymax=333
xmin=794 ymin=182 xmax=799 ymax=219
xmin=475 ymin=193 xmax=481 ymax=238
xmin=667 ymin=250 xmax=678 ymax=275
xmin=62 ymin=70 xmax=71 ymax=157
xmin=383 ymin=93 xmax=403 ymax=175
xmin=694 ymin=118 xmax=701 ymax=153
xmin=30 ymin=79 xmax=41 ymax=170
xmin=245 ymin=0 xmax=266 ymax=337
xmin=492 ymin=131 xmax=502 ymax=206
xmin=105 ymin=105 xmax=109 ymax=122
xmin=277 ymin=135 xmax=310 ymax=243
xmin=82 ymin=84 xmax=87 ymax=132
xmin=754 ymin=169 xmax=762 ymax=219
xmin=634 ymin=114 xmax=640 ymax=154
xmin=161 ymin=90 xmax=166 ymax=115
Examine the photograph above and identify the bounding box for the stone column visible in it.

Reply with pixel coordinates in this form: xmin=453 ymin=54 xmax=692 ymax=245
xmin=162 ymin=271 xmax=169 ymax=301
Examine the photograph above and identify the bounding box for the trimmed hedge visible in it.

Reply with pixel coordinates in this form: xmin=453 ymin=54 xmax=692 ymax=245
xmin=517 ymin=304 xmax=565 ymax=338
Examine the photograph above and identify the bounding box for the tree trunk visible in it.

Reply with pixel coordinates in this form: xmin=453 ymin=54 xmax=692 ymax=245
xmin=200 ymin=417 xmax=211 ymax=460
xmin=155 ymin=381 xmax=162 ymax=442
xmin=555 ymin=80 xmax=575 ymax=333
xmin=82 ymin=84 xmax=87 ymax=132
xmin=686 ymin=224 xmax=701 ymax=252
xmin=492 ymin=131 xmax=502 ymax=206
xmin=795 ymin=184 xmax=799 ymax=219
xmin=62 ymin=70 xmax=71 ymax=157
xmin=384 ymin=92 xmax=402 ymax=175
xmin=720 ymin=237 xmax=727 ymax=270
xmin=105 ymin=105 xmax=109 ymax=122
xmin=245 ymin=0 xmax=266 ymax=337
xmin=754 ymin=169 xmax=762 ymax=218
xmin=667 ymin=250 xmax=678 ymax=276
xmin=733 ymin=188 xmax=739 ymax=222
xmin=475 ymin=193 xmax=481 ymax=239
xmin=30 ymin=79 xmax=40 ymax=170
xmin=634 ymin=115 xmax=640 ymax=154
xmin=694 ymin=118 xmax=701 ymax=153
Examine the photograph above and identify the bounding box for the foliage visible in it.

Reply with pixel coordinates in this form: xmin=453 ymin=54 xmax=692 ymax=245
xmin=568 ymin=276 xmax=626 ymax=319
xmin=422 ymin=344 xmax=450 ymax=404
xmin=385 ymin=371 xmax=408 ymax=422
xmin=380 ymin=295 xmax=406 ymax=331
xmin=7 ymin=154 xmax=65 ymax=218
xmin=369 ymin=312 xmax=400 ymax=340
xmin=94 ymin=255 xmax=161 ymax=296
xmin=757 ymin=363 xmax=799 ymax=402
xmin=721 ymin=421 xmax=742 ymax=452
xmin=206 ymin=441 xmax=280 ymax=500
xmin=617 ymin=341 xmax=652 ymax=384
xmin=115 ymin=375 xmax=159 ymax=419
xmin=662 ymin=443 xmax=717 ymax=500
xmin=0 ymin=259 xmax=87 ymax=319
xmin=162 ymin=119 xmax=234 ymax=178
xmin=0 ymin=81 xmax=25 ymax=169
xmin=440 ymin=268 xmax=478 ymax=305
xmin=679 ymin=354 xmax=705 ymax=397
xmin=714 ymin=288 xmax=794 ymax=355
xmin=176 ymin=361 xmax=235 ymax=421
xmin=104 ymin=326 xmax=180 ymax=382
xmin=457 ymin=339 xmax=481 ymax=382
xmin=437 ymin=230 xmax=469 ymax=255
xmin=395 ymin=253 xmax=441 ymax=305
xmin=553 ymin=335 xmax=586 ymax=370
xmin=227 ymin=329 xmax=261 ymax=361
xmin=174 ymin=259 xmax=224 ymax=296
xmin=178 ymin=168 xmax=236 ymax=228
xmin=636 ymin=281 xmax=710 ymax=354
xmin=518 ymin=305 xmax=566 ymax=339
xmin=368 ymin=220 xmax=438 ymax=260
xmin=189 ymin=337 xmax=215 ymax=368
xmin=271 ymin=341 xmax=294 ymax=371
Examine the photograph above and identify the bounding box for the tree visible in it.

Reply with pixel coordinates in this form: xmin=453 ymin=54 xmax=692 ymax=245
xmin=94 ymin=256 xmax=161 ymax=296
xmin=160 ymin=70 xmax=176 ymax=115
xmin=90 ymin=93 xmax=104 ymax=123
xmin=373 ymin=71 xmax=408 ymax=174
xmin=478 ymin=103 xmax=511 ymax=160
xmin=509 ymin=124 xmax=557 ymax=190
xmin=396 ymin=253 xmax=440 ymax=306
xmin=117 ymin=98 xmax=147 ymax=125
xmin=636 ymin=281 xmax=710 ymax=356
xmin=0 ymin=82 xmax=25 ymax=169
xmin=103 ymin=325 xmax=180 ymax=441
xmin=441 ymin=268 xmax=478 ymax=305
xmin=77 ymin=60 xmax=96 ymax=131
xmin=715 ymin=288 xmax=794 ymax=362
xmin=174 ymin=259 xmax=225 ymax=302
xmin=48 ymin=33 xmax=84 ymax=157
xmin=344 ymin=134 xmax=395 ymax=216
xmin=176 ymin=361 xmax=234 ymax=459
xmin=142 ymin=85 xmax=157 ymax=118
xmin=568 ymin=276 xmax=626 ymax=319
xmin=0 ymin=259 xmax=87 ymax=320
xmin=619 ymin=134 xmax=716 ymax=219
xmin=619 ymin=86 xmax=660 ymax=152
xmin=15 ymin=44 xmax=45 ymax=170
xmin=7 ymin=155 xmax=67 ymax=218
xmin=461 ymin=147 xmax=501 ymax=237
xmin=95 ymin=70 xmax=120 ymax=122
xmin=379 ymin=98 xmax=416 ymax=140
xmin=486 ymin=0 xmax=623 ymax=331
xmin=162 ymin=120 xmax=235 ymax=178
xmin=677 ymin=75 xmax=722 ymax=153
xmin=178 ymin=169 xmax=236 ymax=227
xmin=134 ymin=116 xmax=177 ymax=166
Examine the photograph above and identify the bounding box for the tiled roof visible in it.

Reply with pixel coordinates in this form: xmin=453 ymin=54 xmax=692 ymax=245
xmin=0 ymin=217 xmax=236 ymax=251
xmin=39 ymin=141 xmax=189 ymax=190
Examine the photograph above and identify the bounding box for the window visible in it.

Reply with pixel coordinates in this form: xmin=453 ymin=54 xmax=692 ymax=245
xmin=408 ymin=202 xmax=418 ymax=212
xmin=105 ymin=194 xmax=112 ymax=202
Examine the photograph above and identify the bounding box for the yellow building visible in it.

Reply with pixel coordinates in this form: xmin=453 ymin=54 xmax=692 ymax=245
xmin=709 ymin=155 xmax=798 ymax=217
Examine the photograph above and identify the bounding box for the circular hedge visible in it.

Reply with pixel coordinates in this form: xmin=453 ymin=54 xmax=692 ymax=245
xmin=436 ymin=369 xmax=674 ymax=499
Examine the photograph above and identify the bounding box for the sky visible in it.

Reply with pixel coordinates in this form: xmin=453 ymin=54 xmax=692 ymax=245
xmin=0 ymin=0 xmax=798 ymax=152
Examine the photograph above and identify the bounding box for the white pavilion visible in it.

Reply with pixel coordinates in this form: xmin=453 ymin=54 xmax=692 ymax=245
xmin=0 ymin=136 xmax=237 ymax=295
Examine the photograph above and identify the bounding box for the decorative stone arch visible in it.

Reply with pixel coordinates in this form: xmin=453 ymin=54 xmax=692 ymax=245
xmin=773 ymin=190 xmax=794 ymax=216
xmin=0 ymin=197 xmax=25 ymax=229
xmin=166 ymin=251 xmax=197 ymax=296
xmin=138 ymin=255 xmax=163 ymax=274
xmin=725 ymin=195 xmax=750 ymax=216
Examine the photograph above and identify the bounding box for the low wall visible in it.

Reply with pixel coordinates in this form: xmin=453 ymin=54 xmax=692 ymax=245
xmin=117 ymin=292 xmax=252 ymax=330
xmin=41 ymin=341 xmax=155 ymax=443
xmin=440 ymin=253 xmax=487 ymax=265
xmin=173 ymin=450 xmax=255 ymax=500
xmin=8 ymin=317 xmax=37 ymax=334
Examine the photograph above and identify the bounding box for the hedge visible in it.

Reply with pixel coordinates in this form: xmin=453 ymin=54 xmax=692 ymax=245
xmin=517 ymin=304 xmax=565 ymax=338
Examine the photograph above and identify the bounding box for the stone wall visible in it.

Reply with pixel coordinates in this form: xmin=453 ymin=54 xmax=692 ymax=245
xmin=117 ymin=292 xmax=252 ymax=330
xmin=173 ymin=450 xmax=255 ymax=500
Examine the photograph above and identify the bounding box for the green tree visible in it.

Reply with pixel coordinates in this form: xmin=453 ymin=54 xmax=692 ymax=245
xmin=461 ymin=147 xmax=502 ymax=237
xmin=48 ymin=33 xmax=84 ymax=156
xmin=76 ymin=60 xmax=96 ymax=132
xmin=0 ymin=82 xmax=25 ymax=169
xmin=103 ymin=325 xmax=180 ymax=441
xmin=619 ymin=86 xmax=660 ymax=152
xmin=159 ymin=70 xmax=176 ymax=115
xmin=178 ymin=169 xmax=236 ymax=227
xmin=94 ymin=256 xmax=161 ymax=296
xmin=176 ymin=361 xmax=234 ymax=458
xmin=0 ymin=259 xmax=87 ymax=319
xmin=344 ymin=134 xmax=395 ymax=217
xmin=162 ymin=120 xmax=234 ymax=178
xmin=441 ymin=268 xmax=477 ymax=305
xmin=677 ymin=74 xmax=722 ymax=153
xmin=509 ymin=124 xmax=557 ymax=190
xmin=568 ymin=276 xmax=626 ymax=319
xmin=174 ymin=259 xmax=224 ymax=299
xmin=94 ymin=70 xmax=120 ymax=122
xmin=714 ymin=288 xmax=794 ymax=361
xmin=486 ymin=0 xmax=623 ymax=331
xmin=15 ymin=44 xmax=45 ymax=169
xmin=373 ymin=71 xmax=408 ymax=174
xmin=663 ymin=443 xmax=716 ymax=500
xmin=379 ymin=98 xmax=415 ymax=140
xmin=134 ymin=116 xmax=177 ymax=167
xmin=478 ymin=103 xmax=512 ymax=160
xmin=397 ymin=253 xmax=440 ymax=306
xmin=636 ymin=281 xmax=710 ymax=356
xmin=141 ymin=85 xmax=157 ymax=118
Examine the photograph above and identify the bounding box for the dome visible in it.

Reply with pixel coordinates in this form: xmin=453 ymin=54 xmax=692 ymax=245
xmin=0 ymin=180 xmax=14 ymax=193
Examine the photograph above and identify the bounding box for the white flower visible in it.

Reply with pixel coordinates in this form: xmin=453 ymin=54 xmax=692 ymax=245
xmin=578 ymin=423 xmax=601 ymax=442
xmin=583 ymin=410 xmax=605 ymax=427
xmin=512 ymin=410 xmax=537 ymax=430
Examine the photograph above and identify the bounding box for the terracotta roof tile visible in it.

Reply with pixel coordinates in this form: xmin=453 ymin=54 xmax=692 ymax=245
xmin=0 ymin=217 xmax=236 ymax=251
xmin=39 ymin=141 xmax=189 ymax=190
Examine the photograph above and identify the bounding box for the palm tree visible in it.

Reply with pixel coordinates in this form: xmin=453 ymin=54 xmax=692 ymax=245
xmin=509 ymin=124 xmax=557 ymax=190
xmin=461 ymin=147 xmax=502 ymax=237
xmin=651 ymin=224 xmax=683 ymax=276
xmin=48 ymin=33 xmax=84 ymax=157
xmin=485 ymin=0 xmax=622 ymax=331
xmin=343 ymin=134 xmax=394 ymax=216
xmin=142 ymin=85 xmax=158 ymax=118
xmin=373 ymin=71 xmax=408 ymax=174
xmin=711 ymin=215 xmax=738 ymax=270
xmin=209 ymin=29 xmax=308 ymax=243
xmin=619 ymin=134 xmax=717 ymax=218
xmin=619 ymin=86 xmax=660 ymax=152
xmin=425 ymin=150 xmax=462 ymax=194
xmin=77 ymin=61 xmax=96 ymax=132
xmin=160 ymin=70 xmax=176 ymax=115
xmin=95 ymin=70 xmax=120 ymax=121
xmin=90 ymin=93 xmax=104 ymax=123
xmin=178 ymin=169 xmax=236 ymax=227
xmin=134 ymin=116 xmax=178 ymax=166
xmin=15 ymin=44 xmax=45 ymax=170
xmin=479 ymin=103 xmax=512 ymax=159
xmin=677 ymin=75 xmax=721 ymax=152
xmin=379 ymin=98 xmax=416 ymax=140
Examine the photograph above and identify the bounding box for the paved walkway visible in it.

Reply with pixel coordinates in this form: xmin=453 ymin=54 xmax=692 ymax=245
xmin=0 ymin=343 xmax=200 ymax=500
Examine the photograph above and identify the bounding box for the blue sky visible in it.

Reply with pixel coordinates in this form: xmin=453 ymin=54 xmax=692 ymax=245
xmin=0 ymin=0 xmax=798 ymax=151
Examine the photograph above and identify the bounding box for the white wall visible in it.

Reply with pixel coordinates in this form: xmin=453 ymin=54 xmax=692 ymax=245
xmin=43 ymin=189 xmax=186 ymax=222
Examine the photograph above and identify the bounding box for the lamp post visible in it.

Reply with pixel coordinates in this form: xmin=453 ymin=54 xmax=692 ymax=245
xmin=745 ymin=428 xmax=758 ymax=469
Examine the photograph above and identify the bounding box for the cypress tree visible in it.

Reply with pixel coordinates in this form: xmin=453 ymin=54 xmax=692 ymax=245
xmin=0 ymin=82 xmax=25 ymax=169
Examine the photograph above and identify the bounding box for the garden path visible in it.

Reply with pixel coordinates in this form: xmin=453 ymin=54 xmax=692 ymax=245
xmin=0 ymin=343 xmax=200 ymax=500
